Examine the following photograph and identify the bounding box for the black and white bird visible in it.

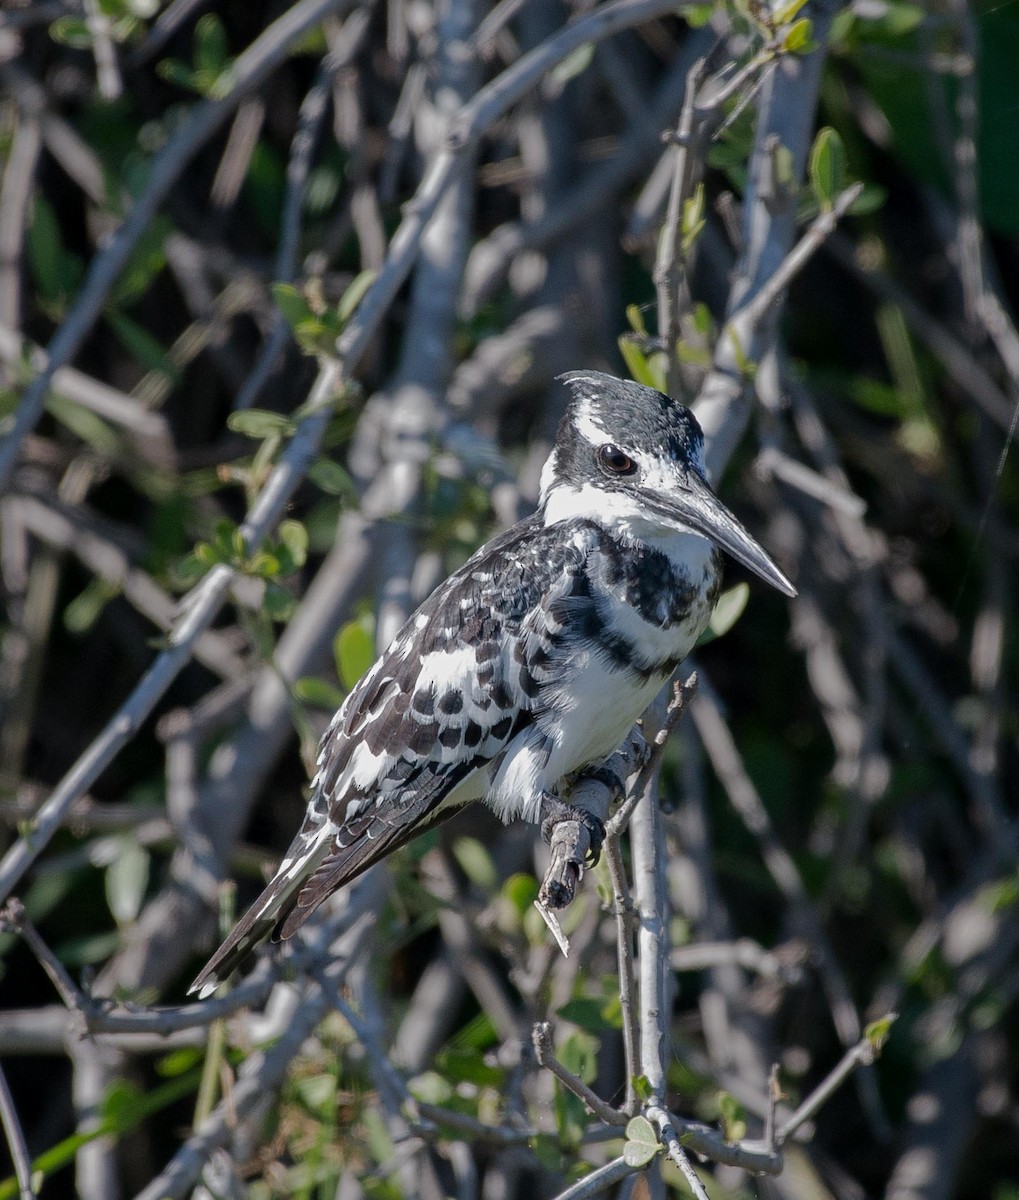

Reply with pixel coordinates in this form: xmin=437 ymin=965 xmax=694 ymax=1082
xmin=190 ymin=371 xmax=795 ymax=998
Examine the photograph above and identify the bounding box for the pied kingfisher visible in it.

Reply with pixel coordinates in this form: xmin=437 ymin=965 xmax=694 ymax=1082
xmin=190 ymin=371 xmax=795 ymax=997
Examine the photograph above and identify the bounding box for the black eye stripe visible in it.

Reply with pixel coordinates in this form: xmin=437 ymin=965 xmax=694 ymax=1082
xmin=598 ymin=444 xmax=637 ymax=475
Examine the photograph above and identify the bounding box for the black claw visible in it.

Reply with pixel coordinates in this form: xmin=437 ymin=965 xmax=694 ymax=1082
xmin=580 ymin=810 xmax=605 ymax=866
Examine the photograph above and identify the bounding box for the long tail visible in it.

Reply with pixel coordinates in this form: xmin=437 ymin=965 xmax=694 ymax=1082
xmin=188 ymin=825 xmax=331 ymax=999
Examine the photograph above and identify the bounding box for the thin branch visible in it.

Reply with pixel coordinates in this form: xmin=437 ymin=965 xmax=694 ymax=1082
xmin=605 ymin=674 xmax=698 ymax=841
xmin=667 ymin=1114 xmax=782 ymax=1176
xmin=1 ymin=899 xmax=84 ymax=1013
xmin=548 ymin=1157 xmax=633 ymax=1200
xmin=670 ymin=938 xmax=807 ymax=984
xmin=647 ymin=1106 xmax=709 ymax=1200
xmin=532 ymin=1022 xmax=628 ymax=1127
xmin=723 ymin=181 xmax=863 ymax=338
xmin=0 ymin=1058 xmax=35 ymax=1200
xmin=776 ymin=1020 xmax=894 ymax=1145
xmin=604 ymin=837 xmax=640 ymax=1114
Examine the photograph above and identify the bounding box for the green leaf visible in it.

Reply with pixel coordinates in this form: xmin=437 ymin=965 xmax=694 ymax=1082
xmin=692 ymin=302 xmax=714 ymax=338
xmin=361 ymin=1106 xmax=396 ymax=1165
xmin=502 ymin=872 xmax=539 ymax=916
xmin=675 ymin=339 xmax=712 ymax=369
xmin=452 ymin=836 xmax=497 ymax=889
xmin=155 ymin=1047 xmax=205 ymax=1078
xmin=864 ymin=1012 xmax=897 ymax=1050
xmin=334 ymin=619 xmax=374 ymax=691
xmin=46 ymin=394 xmax=119 ymax=457
xmin=849 ymin=182 xmax=888 ymax=216
xmin=64 ymin=579 xmax=118 ymax=635
xmin=809 ymin=127 xmax=846 ymax=213
xmin=336 ymin=269 xmax=378 ymax=328
xmin=105 ymin=840 xmax=150 ymax=925
xmin=557 ymin=995 xmax=623 ymax=1033
xmin=618 ymin=335 xmax=668 ymax=393
xmin=156 ymin=58 xmax=199 ymax=92
xmin=102 ymin=1079 xmax=145 ymax=1130
xmin=782 ymin=16 xmax=813 ymax=52
xmin=631 ymin=1074 xmax=654 ymax=1103
xmin=708 ymin=582 xmax=750 ymax=641
xmin=680 ymin=2 xmax=715 ymax=27
xmin=722 ymin=325 xmax=756 ymax=378
xmin=772 ymin=140 xmax=796 ymax=190
xmin=193 ymin=541 xmax=221 ymax=567
xmin=550 ymin=41 xmax=594 ymax=86
xmin=294 ymin=676 xmax=345 ymax=710
xmin=277 ymin=519 xmax=308 ymax=570
xmin=530 ymin=1133 xmax=563 ymax=1172
xmin=717 ymin=1091 xmax=747 ymax=1141
xmin=262 ymin=581 xmax=295 ymax=621
xmin=227 ymin=408 xmax=293 ymax=439
xmin=407 ymin=1070 xmax=454 ymax=1106
xmin=625 ymin=304 xmax=647 ymax=335
xmin=558 ymin=1030 xmax=599 ymax=1085
xmin=447 ymin=1010 xmax=499 ymax=1053
xmin=293 ymin=1073 xmax=336 ymax=1114
xmin=272 ymin=282 xmax=316 ymax=330
xmin=110 ymin=215 xmax=170 ymax=307
xmin=105 ymin=310 xmax=178 ymax=382
xmin=55 ymin=931 xmax=120 ymax=967
xmin=193 ymin=13 xmax=228 ymax=78
xmin=623 ymin=1116 xmax=660 ymax=1168
xmin=435 ymin=1047 xmax=504 ymax=1087
xmin=26 ymin=196 xmax=82 ymax=312
xmin=980 ymin=873 xmax=1019 ymax=913
xmin=308 ymin=457 xmax=355 ymax=497
xmin=49 ymin=16 xmax=93 ymax=47
xmin=681 ymin=183 xmax=706 ymax=252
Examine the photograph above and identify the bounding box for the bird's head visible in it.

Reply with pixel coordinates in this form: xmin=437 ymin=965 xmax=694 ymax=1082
xmin=539 ymin=371 xmax=796 ymax=597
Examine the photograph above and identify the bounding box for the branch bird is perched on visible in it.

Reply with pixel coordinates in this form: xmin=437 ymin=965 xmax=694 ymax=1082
xmin=190 ymin=371 xmax=795 ymax=998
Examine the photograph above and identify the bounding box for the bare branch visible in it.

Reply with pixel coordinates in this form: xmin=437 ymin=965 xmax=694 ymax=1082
xmin=0 ymin=1058 xmax=35 ymax=1200
xmin=776 ymin=1020 xmax=894 ymax=1145
xmin=532 ymin=1021 xmax=628 ymax=1127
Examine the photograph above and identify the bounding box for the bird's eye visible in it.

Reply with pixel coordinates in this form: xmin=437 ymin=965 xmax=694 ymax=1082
xmin=598 ymin=444 xmax=636 ymax=475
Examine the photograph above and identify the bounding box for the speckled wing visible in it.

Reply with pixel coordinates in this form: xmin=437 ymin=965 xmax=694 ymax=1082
xmin=189 ymin=515 xmax=594 ymax=996
xmin=282 ymin=514 xmax=593 ymax=929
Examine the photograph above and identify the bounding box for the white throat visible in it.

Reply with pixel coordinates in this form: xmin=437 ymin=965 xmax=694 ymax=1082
xmin=540 ymin=477 xmax=717 ymax=578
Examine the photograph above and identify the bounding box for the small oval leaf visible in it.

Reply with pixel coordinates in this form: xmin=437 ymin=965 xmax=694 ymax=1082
xmin=334 ymin=620 xmax=375 ymax=691
xmin=623 ymin=1115 xmax=660 ymax=1167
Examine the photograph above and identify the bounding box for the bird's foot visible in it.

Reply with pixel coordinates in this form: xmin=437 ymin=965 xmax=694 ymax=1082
xmin=539 ymin=793 xmax=605 ymax=866
xmin=538 ymin=793 xmax=605 ymax=911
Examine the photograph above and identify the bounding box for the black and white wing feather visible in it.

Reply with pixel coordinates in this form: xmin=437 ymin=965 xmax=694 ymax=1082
xmin=189 ymin=514 xmax=597 ymax=996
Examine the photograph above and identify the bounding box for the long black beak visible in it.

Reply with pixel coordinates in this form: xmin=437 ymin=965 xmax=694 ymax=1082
xmin=641 ymin=473 xmax=797 ymax=597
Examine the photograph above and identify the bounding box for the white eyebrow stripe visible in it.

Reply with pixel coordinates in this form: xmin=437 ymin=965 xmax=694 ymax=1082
xmin=572 ymin=398 xmax=615 ymax=449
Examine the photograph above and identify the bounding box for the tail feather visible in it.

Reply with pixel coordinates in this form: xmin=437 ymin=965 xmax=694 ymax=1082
xmin=188 ymin=827 xmax=332 ymax=999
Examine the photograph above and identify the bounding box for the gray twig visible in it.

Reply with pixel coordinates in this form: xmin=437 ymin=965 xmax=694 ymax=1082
xmin=647 ymin=1106 xmax=709 ymax=1200
xmin=776 ymin=1019 xmax=894 ymax=1145
xmin=532 ymin=1022 xmax=628 ymax=1127
xmin=0 ymin=1057 xmax=35 ymax=1200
